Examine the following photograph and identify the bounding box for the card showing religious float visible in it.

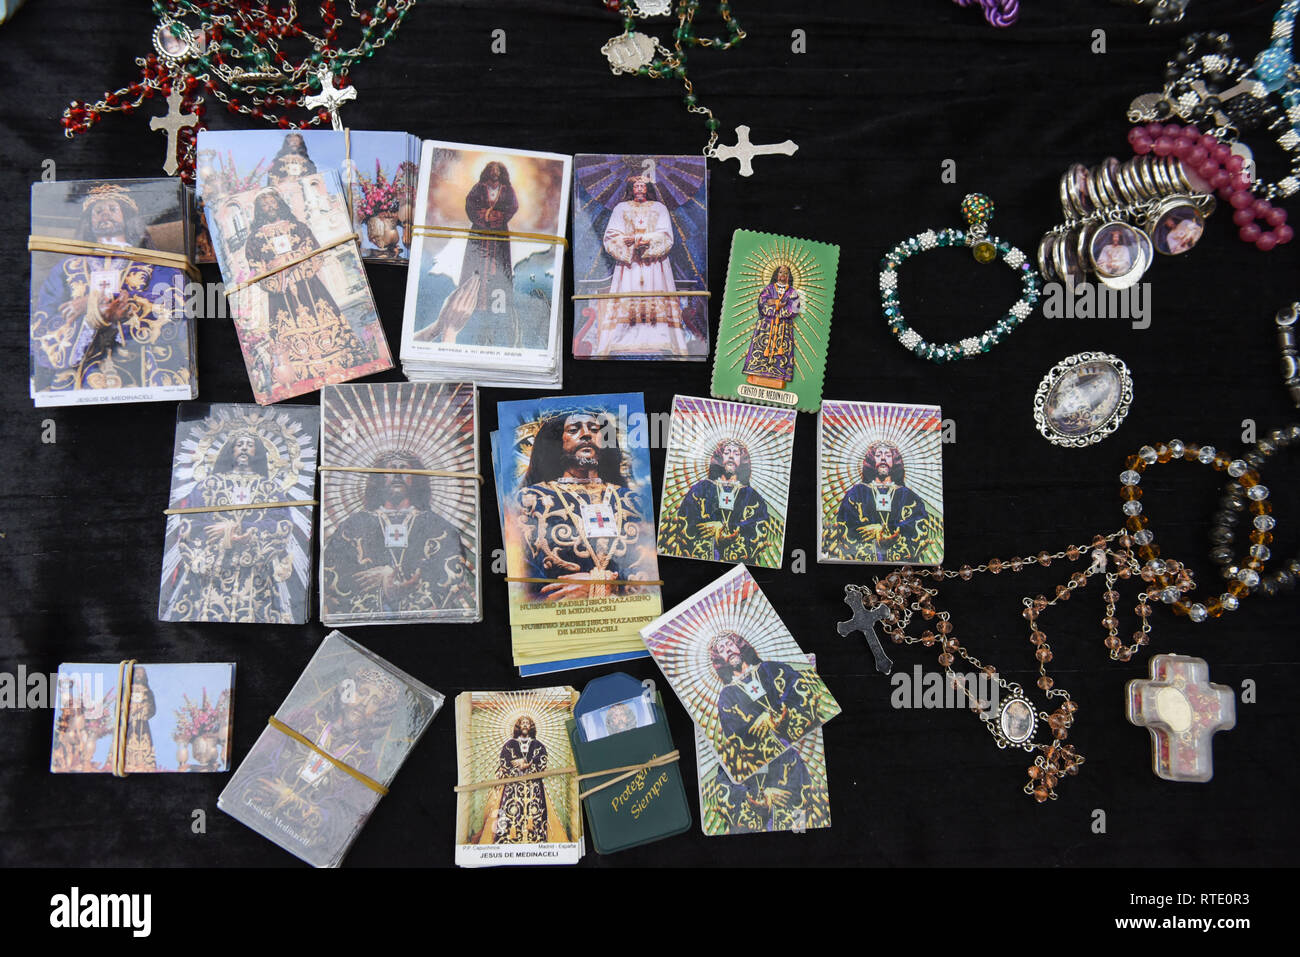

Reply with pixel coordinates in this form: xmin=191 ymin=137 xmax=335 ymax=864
xmin=640 ymin=564 xmax=840 ymax=785
xmin=159 ymin=403 xmax=319 ymax=624
xmin=657 ymin=396 xmax=795 ymax=569
xmin=817 ymin=400 xmax=945 ymax=565
xmin=571 ymin=154 xmax=709 ymax=360
xmin=400 ymin=140 xmax=571 ymax=384
xmin=218 ymin=631 xmax=443 ymax=868
xmin=196 ymin=129 xmax=421 ymax=264
xmin=319 ymin=382 xmax=482 ymax=625
xmin=29 ymin=179 xmax=198 ymax=407
xmin=453 ymin=687 xmax=584 ymax=867
xmin=492 ymin=393 xmax=662 ymax=671
xmin=710 ymin=230 xmax=839 ymax=413
xmin=50 ymin=662 xmax=235 ymax=774
xmin=201 ymin=166 xmax=393 ymax=404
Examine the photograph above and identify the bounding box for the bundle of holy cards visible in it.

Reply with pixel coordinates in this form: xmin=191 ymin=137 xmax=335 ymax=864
xmin=400 ymin=139 xmax=571 ymax=388
xmin=816 ymin=400 xmax=945 ymax=565
xmin=218 ymin=631 xmax=443 ymax=868
xmin=571 ymin=153 xmax=709 ymax=361
xmin=50 ymin=662 xmax=235 ymax=774
xmin=453 ymin=687 xmax=584 ymax=867
xmin=29 ymin=178 xmax=199 ymax=407
xmin=200 ymin=162 xmax=392 ymax=404
xmin=318 ymin=382 xmax=483 ymax=625
xmin=158 ymin=402 xmax=319 ymax=624
xmin=196 ymin=128 xmax=421 ymax=264
xmin=489 ymin=392 xmax=663 ymax=675
xmin=710 ymin=229 xmax=839 ymax=413
xmin=568 ymin=672 xmax=691 ymax=854
xmin=640 ymin=565 xmax=840 ymax=833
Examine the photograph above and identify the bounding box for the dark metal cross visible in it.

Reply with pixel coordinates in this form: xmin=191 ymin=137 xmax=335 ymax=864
xmin=837 ymin=586 xmax=895 ymax=675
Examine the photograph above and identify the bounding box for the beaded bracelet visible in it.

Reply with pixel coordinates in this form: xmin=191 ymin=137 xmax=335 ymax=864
xmin=1210 ymin=424 xmax=1299 ymax=597
xmin=881 ymin=194 xmax=1041 ymax=363
xmin=1120 ymin=439 xmax=1273 ymax=623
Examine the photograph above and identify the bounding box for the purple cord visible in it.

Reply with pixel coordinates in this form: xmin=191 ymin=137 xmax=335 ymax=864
xmin=953 ymin=0 xmax=1020 ymax=28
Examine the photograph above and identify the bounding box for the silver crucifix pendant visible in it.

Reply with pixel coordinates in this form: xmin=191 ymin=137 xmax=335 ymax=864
xmin=713 ymin=125 xmax=798 ymax=177
xmin=305 ymin=69 xmax=357 ymax=131
xmin=837 ymin=585 xmax=895 ymax=675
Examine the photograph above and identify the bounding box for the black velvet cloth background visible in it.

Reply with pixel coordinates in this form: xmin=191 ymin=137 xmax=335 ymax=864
xmin=0 ymin=0 xmax=1296 ymax=870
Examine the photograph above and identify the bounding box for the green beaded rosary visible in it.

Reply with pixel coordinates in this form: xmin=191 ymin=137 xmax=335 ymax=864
xmin=880 ymin=194 xmax=1042 ymax=363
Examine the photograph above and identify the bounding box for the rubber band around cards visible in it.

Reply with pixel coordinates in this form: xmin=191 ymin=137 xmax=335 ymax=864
xmin=27 ymin=236 xmax=201 ymax=282
xmin=453 ymin=764 xmax=579 ymax=793
xmin=318 ymin=465 xmax=484 ymax=483
xmin=266 ymin=715 xmax=389 ymax=796
xmin=412 ymin=224 xmax=568 ymax=249
xmin=503 ymin=577 xmax=666 ymax=586
xmin=226 ymin=232 xmax=360 ymax=293
xmin=164 ymin=499 xmax=318 ymax=515
xmin=111 ymin=659 xmax=137 ymax=777
xmin=576 ymin=750 xmax=681 ymax=800
xmin=571 ymin=291 xmax=711 ymax=300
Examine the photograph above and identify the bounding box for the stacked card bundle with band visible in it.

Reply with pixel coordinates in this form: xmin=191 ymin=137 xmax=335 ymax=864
xmin=218 ymin=630 xmax=443 ymax=868
xmin=319 ymin=382 xmax=483 ymax=625
xmin=158 ymin=402 xmax=319 ymax=624
xmin=200 ymin=160 xmax=392 ymax=404
xmin=571 ymin=154 xmax=709 ymax=360
xmin=50 ymin=662 xmax=235 ymax=774
xmin=568 ymin=672 xmax=691 ymax=854
xmin=489 ymin=392 xmax=662 ymax=675
xmin=816 ymin=400 xmax=945 ymax=566
xmin=196 ymin=129 xmax=421 ymax=265
xmin=641 ymin=564 xmax=840 ymax=836
xmin=400 ymin=139 xmax=572 ymax=388
xmin=453 ymin=687 xmax=585 ymax=867
xmin=29 ymin=178 xmax=198 ymax=407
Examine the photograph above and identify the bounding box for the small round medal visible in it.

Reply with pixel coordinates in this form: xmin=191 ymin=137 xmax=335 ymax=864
xmin=1148 ymin=197 xmax=1206 ymax=256
xmin=1089 ymin=221 xmax=1148 ymax=289
xmin=998 ymin=698 xmax=1037 ymax=745
xmin=1034 ymin=351 xmax=1134 ymax=447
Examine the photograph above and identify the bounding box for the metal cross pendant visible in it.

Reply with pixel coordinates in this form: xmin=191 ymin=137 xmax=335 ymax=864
xmin=1187 ymin=78 xmax=1259 ymax=128
xmin=1126 ymin=653 xmax=1236 ymax=782
xmin=149 ymin=89 xmax=198 ymax=177
xmin=713 ymin=125 xmax=798 ymax=177
xmin=305 ymin=69 xmax=357 ymax=131
xmin=837 ymin=586 xmax=895 ymax=675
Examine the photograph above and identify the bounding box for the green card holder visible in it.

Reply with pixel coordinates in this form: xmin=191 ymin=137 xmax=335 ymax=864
xmin=566 ymin=697 xmax=692 ymax=855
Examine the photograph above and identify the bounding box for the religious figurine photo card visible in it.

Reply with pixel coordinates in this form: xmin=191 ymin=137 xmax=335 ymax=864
xmin=657 ymin=396 xmax=796 ymax=569
xmin=200 ymin=165 xmax=393 ymax=404
xmin=453 ymin=687 xmax=584 ymax=867
xmin=219 ymin=630 xmax=443 ymax=868
xmin=50 ymin=662 xmax=235 ymax=775
xmin=571 ymin=154 xmax=709 ymax=360
xmin=319 ymin=382 xmax=482 ymax=626
xmin=400 ymin=140 xmax=571 ymax=388
xmin=491 ymin=393 xmax=662 ymax=675
xmin=697 ymin=723 xmax=831 ymax=836
xmin=816 ymin=400 xmax=945 ymax=566
xmin=29 ymin=179 xmax=198 ymax=407
xmin=640 ymin=564 xmax=841 ymax=785
xmin=159 ymin=402 xmax=319 ymax=624
xmin=710 ymin=229 xmax=839 ymax=413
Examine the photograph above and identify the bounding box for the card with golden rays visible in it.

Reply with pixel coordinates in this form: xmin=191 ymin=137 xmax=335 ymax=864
xmin=710 ymin=230 xmax=839 ymax=413
xmin=816 ymin=400 xmax=945 ymax=566
xmin=571 ymin=153 xmax=709 ymax=360
xmin=159 ymin=402 xmax=319 ymax=624
xmin=218 ymin=630 xmax=443 ymax=868
xmin=319 ymin=382 xmax=482 ymax=625
xmin=454 ymin=688 xmax=584 ymax=867
xmin=640 ymin=564 xmax=841 ymax=785
xmin=657 ymin=395 xmax=796 ymax=569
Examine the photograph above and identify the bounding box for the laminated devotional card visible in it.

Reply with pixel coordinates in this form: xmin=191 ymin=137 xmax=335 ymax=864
xmin=201 ymin=165 xmax=392 ymax=404
xmin=640 ymin=564 xmax=841 ymax=785
xmin=218 ymin=631 xmax=443 ymax=868
xmin=319 ymin=382 xmax=482 ymax=625
xmin=158 ymin=403 xmax=319 ymax=624
xmin=710 ymin=230 xmax=839 ymax=413
xmin=400 ymin=139 xmax=571 ymax=387
xmin=697 ymin=724 xmax=830 ymax=836
xmin=816 ymin=400 xmax=945 ymax=565
xmin=454 ymin=687 xmax=584 ymax=867
xmin=571 ymin=154 xmax=709 ymax=360
xmin=657 ymin=395 xmax=796 ymax=569
xmin=491 ymin=393 xmax=662 ymax=674
xmin=50 ymin=662 xmax=235 ymax=774
xmin=29 ymin=179 xmax=198 ymax=407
